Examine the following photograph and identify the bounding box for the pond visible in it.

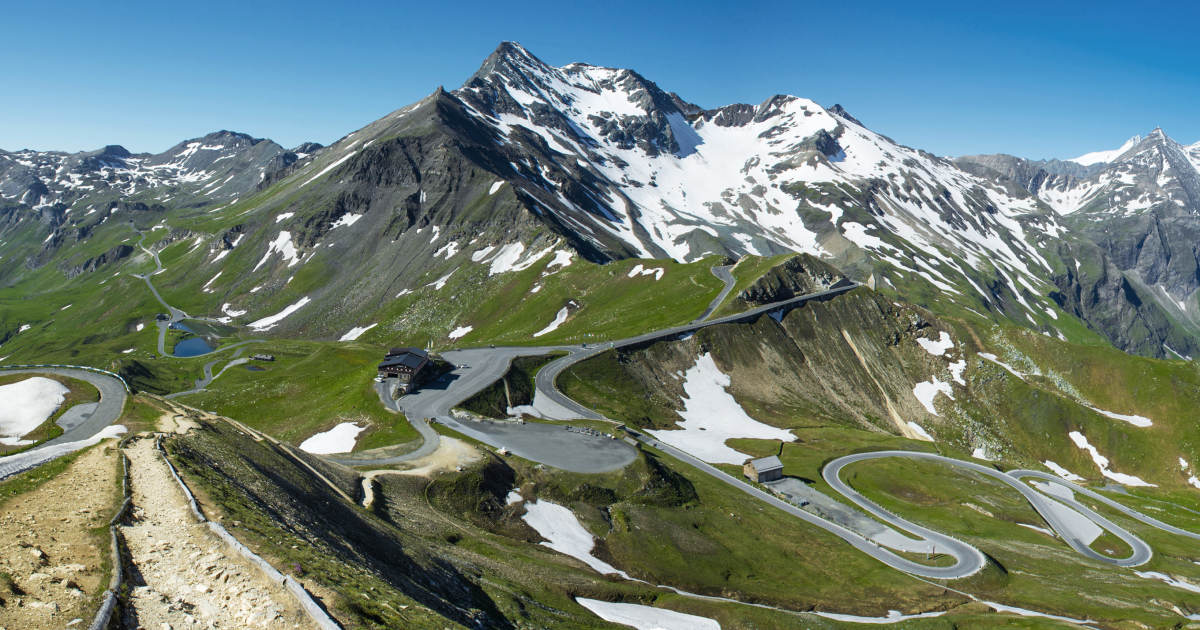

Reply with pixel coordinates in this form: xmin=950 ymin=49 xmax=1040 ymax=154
xmin=173 ymin=336 xmax=214 ymax=357
xmin=245 ymin=365 xmax=265 ymax=372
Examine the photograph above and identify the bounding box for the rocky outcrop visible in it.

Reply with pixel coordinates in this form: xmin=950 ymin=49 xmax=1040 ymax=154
xmin=738 ymin=253 xmax=847 ymax=305
xmin=61 ymin=243 xmax=134 ymax=278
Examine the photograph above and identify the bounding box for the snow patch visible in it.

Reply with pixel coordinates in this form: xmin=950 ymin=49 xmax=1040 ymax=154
xmin=448 ymin=326 xmax=473 ymax=340
xmin=299 ymin=423 xmax=365 ymax=454
xmin=1068 ymin=430 xmax=1156 ymax=487
xmin=1134 ymin=571 xmax=1200 ymax=594
xmin=1043 ymin=460 xmax=1085 ymax=482
xmin=916 ymin=331 xmax=954 ymax=357
xmin=339 ymin=323 xmax=378 ymax=341
xmin=247 ymin=297 xmax=311 ymax=331
xmin=522 ymin=500 xmax=628 ymax=577
xmin=253 ymin=231 xmax=301 ymax=271
xmin=575 ymin=598 xmax=720 ymax=630
xmin=0 ymin=377 xmax=70 ymax=443
xmin=1085 ymin=405 xmax=1152 ymax=428
xmin=626 ymin=263 xmax=664 ymax=280
xmin=912 ymin=377 xmax=953 ymax=415
xmin=906 ymin=422 xmax=934 ymax=441
xmin=647 ymin=353 xmax=794 ymax=464
xmin=330 ymin=213 xmax=362 ymax=229
xmin=533 ymin=308 xmax=569 ymax=338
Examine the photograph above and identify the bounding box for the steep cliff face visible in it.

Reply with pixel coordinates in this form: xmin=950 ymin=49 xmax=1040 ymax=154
xmin=1049 ymin=241 xmax=1200 ymax=359
xmin=957 ymin=130 xmax=1200 ymax=357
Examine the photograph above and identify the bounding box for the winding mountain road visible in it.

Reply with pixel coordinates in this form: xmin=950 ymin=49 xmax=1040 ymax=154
xmin=348 ymin=270 xmax=1200 ymax=580
xmin=331 ymin=280 xmax=858 ymax=471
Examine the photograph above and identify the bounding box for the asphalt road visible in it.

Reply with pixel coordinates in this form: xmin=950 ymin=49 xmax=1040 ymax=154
xmin=630 ymin=433 xmax=986 ymax=579
xmin=693 ymin=264 xmax=735 ymax=322
xmin=0 ymin=367 xmax=129 ymax=479
xmin=824 ymin=451 xmax=1155 ymax=575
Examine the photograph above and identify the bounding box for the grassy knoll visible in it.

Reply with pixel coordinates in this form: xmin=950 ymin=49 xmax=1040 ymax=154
xmin=178 ymin=340 xmax=418 ymax=448
xmin=457 ymin=353 xmax=562 ymax=418
xmin=709 ymin=253 xmax=796 ymax=318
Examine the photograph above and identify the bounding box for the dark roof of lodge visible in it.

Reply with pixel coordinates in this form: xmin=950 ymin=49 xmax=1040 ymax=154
xmin=379 ymin=349 xmax=430 ymax=370
xmin=747 ymin=455 xmax=783 ymax=472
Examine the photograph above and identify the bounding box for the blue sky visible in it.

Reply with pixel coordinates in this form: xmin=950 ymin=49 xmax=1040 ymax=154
xmin=4 ymin=0 xmax=1197 ymax=159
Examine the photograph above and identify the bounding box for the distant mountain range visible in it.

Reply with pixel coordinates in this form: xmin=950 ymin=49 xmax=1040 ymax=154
xmin=2 ymin=41 xmax=1199 ymax=359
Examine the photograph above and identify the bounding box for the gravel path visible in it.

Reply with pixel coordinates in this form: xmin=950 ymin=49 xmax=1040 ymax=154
xmin=120 ymin=438 xmax=309 ymax=629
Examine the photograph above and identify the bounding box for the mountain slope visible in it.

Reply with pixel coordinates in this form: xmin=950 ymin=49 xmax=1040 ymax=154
xmin=958 ymin=129 xmax=1200 ymax=357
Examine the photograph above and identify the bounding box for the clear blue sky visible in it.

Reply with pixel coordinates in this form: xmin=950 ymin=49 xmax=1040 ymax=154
xmin=4 ymin=0 xmax=1197 ymax=159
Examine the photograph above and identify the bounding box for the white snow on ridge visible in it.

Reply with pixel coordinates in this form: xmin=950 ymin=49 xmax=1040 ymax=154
xmin=533 ymin=307 xmax=569 ymax=337
xmin=626 ymin=263 xmax=664 ymax=280
xmin=247 ymin=296 xmax=311 ymax=331
xmin=575 ymin=598 xmax=720 ymax=630
xmin=339 ymin=323 xmax=378 ymax=341
xmin=0 ymin=377 xmax=70 ymax=444
xmin=1068 ymin=136 xmax=1141 ymax=166
xmin=916 ymin=331 xmax=954 ymax=357
xmin=521 ymin=500 xmax=628 ymax=577
xmin=299 ymin=147 xmax=359 ymax=188
xmin=448 ymin=325 xmax=473 ymax=340
xmin=647 ymin=353 xmax=794 ymax=464
xmin=488 ymin=181 xmax=505 ymax=195
xmin=299 ymin=422 xmax=365 ymax=454
xmin=1067 ymin=430 xmax=1156 ymax=487
xmin=274 ymin=212 xmax=294 ymax=223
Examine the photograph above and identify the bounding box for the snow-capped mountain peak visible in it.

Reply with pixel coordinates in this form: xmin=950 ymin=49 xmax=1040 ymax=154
xmin=1068 ymin=134 xmax=1142 ymax=166
xmin=447 ymin=42 xmax=1062 ymax=327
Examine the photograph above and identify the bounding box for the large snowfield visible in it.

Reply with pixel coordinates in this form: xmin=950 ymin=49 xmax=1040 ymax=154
xmin=647 ymin=353 xmax=794 ymax=464
xmin=0 ymin=377 xmax=70 ymax=444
